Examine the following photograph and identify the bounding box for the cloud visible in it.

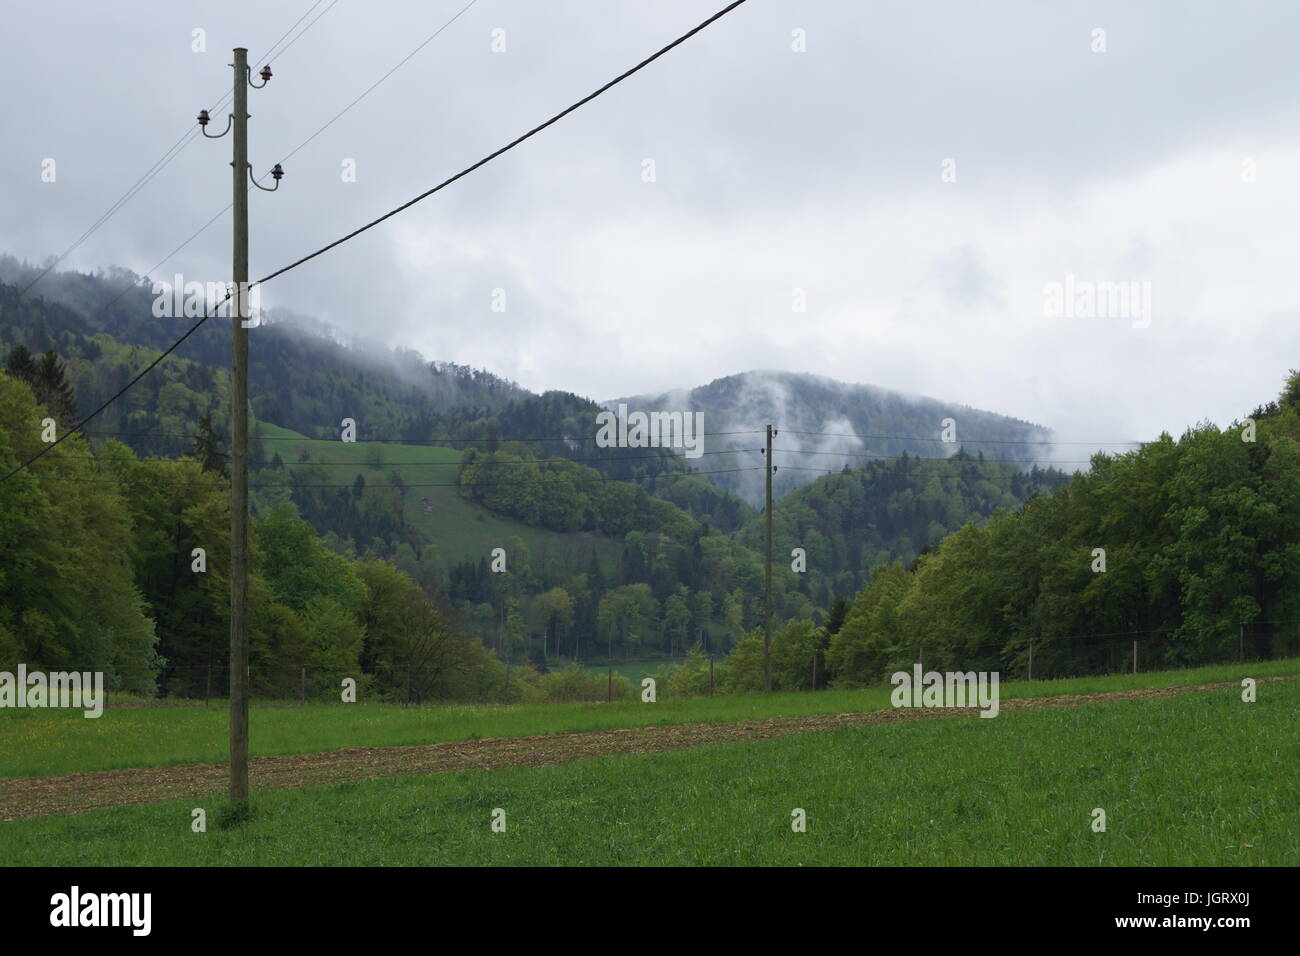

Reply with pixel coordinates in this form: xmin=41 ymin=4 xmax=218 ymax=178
xmin=3 ymin=0 xmax=1298 ymax=450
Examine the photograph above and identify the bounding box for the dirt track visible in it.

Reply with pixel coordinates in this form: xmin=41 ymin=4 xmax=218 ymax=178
xmin=2 ymin=676 xmax=1288 ymax=821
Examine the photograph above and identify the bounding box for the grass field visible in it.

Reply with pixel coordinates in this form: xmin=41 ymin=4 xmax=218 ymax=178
xmin=3 ymin=658 xmax=1295 ymax=779
xmin=2 ymin=677 xmax=1294 ymax=865
xmin=251 ymin=420 xmax=622 ymax=571
xmin=581 ymin=658 xmax=676 ymax=684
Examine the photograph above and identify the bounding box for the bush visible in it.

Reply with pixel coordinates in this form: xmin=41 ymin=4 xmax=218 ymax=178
xmin=535 ymin=662 xmax=631 ymax=703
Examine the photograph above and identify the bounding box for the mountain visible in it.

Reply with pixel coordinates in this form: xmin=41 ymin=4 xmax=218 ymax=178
xmin=0 ymin=260 xmax=755 ymax=531
xmin=608 ymin=370 xmax=1053 ymax=506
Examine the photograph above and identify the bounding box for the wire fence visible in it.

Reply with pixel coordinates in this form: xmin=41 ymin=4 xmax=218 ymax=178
xmin=122 ymin=622 xmax=1300 ymax=706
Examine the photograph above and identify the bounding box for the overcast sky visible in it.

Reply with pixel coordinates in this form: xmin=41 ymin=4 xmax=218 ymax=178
xmin=4 ymin=0 xmax=1298 ymax=444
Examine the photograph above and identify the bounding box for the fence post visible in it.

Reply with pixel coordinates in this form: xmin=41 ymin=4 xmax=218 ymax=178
xmin=300 ymin=666 xmax=306 ymax=704
xmin=709 ymin=656 xmax=715 ymax=697
xmin=1239 ymin=622 xmax=1244 ymax=663
xmin=607 ymin=666 xmax=612 ymax=703
xmin=1027 ymin=641 xmax=1034 ymax=681
xmin=1132 ymin=640 xmax=1137 ymax=675
xmin=205 ymin=664 xmax=212 ymax=706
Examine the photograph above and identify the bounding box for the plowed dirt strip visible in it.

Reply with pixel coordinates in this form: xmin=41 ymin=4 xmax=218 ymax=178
xmin=2 ymin=676 xmax=1291 ymax=821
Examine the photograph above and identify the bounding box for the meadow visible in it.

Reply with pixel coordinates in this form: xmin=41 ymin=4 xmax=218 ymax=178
xmin=3 ymin=657 xmax=1295 ymax=778
xmin=2 ymin=676 xmax=1294 ymax=866
xmin=252 ymin=421 xmax=623 ymax=571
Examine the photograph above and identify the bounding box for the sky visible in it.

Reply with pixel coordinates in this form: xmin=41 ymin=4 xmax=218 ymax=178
xmin=3 ymin=0 xmax=1299 ymax=446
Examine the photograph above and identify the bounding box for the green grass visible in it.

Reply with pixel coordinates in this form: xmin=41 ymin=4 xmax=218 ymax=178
xmin=3 ymin=658 xmax=1295 ymax=779
xmin=581 ymin=659 xmax=675 ymax=684
xmin=3 ymin=678 xmax=1295 ymax=865
xmin=251 ymin=420 xmax=622 ymax=570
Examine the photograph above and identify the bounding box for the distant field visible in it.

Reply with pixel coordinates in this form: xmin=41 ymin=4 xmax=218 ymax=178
xmin=3 ymin=678 xmax=1295 ymax=865
xmin=581 ymin=659 xmax=676 ymax=683
xmin=3 ymin=658 xmax=1296 ymax=779
xmin=251 ymin=420 xmax=623 ymax=572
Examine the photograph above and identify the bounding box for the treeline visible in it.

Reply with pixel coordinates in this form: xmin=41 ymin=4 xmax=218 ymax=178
xmin=722 ymin=373 xmax=1300 ymax=689
xmin=0 ymin=368 xmax=504 ymax=700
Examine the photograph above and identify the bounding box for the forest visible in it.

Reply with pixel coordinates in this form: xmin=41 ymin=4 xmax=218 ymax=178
xmin=3 ymin=266 xmax=1296 ymax=702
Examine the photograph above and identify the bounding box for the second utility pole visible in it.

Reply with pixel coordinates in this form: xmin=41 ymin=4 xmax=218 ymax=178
xmin=229 ymin=46 xmax=251 ymax=805
xmin=764 ymin=424 xmax=773 ymax=691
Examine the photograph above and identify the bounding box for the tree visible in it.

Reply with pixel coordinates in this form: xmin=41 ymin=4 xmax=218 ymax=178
xmin=33 ymin=349 xmax=77 ymax=425
xmin=0 ymin=374 xmax=158 ymax=691
xmin=535 ymin=587 xmax=574 ymax=660
xmin=4 ymin=345 xmax=37 ymax=382
xmin=190 ymin=410 xmax=229 ymax=477
xmin=664 ymin=590 xmax=692 ymax=656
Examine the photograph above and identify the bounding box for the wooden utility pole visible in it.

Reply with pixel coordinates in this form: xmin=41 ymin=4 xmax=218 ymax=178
xmin=764 ymin=424 xmax=773 ymax=692
xmin=229 ymin=46 xmax=251 ymax=806
xmin=198 ymin=46 xmax=277 ymax=805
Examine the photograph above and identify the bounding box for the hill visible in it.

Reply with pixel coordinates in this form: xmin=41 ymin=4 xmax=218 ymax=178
xmin=610 ymin=369 xmax=1054 ymax=505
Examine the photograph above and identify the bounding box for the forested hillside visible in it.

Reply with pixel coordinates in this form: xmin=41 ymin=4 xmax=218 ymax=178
xmin=735 ymin=373 xmax=1300 ymax=691
xmin=0 ymin=265 xmax=752 ymax=530
xmin=611 ymin=370 xmax=1056 ymax=505
xmin=734 ymin=452 xmax=1071 ymax=600
xmin=11 ymin=262 xmax=1283 ymax=702
xmin=5 ymin=337 xmax=1291 ymax=699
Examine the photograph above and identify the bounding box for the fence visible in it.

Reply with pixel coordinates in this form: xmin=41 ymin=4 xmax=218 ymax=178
xmin=103 ymin=621 xmax=1300 ymax=705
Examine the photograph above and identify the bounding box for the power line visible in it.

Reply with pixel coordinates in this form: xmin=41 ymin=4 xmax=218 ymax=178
xmin=34 ymin=448 xmax=759 ymax=466
xmin=0 ymin=292 xmax=235 ymax=482
xmin=253 ymin=0 xmax=753 ymax=288
xmin=279 ymin=0 xmax=481 ymax=165
xmin=0 ymin=424 xmax=766 ymax=442
xmin=18 ymin=126 xmax=198 ymax=298
xmin=0 ymin=419 xmax=1150 ymax=456
xmin=69 ymin=0 xmax=479 ymax=332
xmin=778 ymin=428 xmax=1143 ymax=447
xmin=774 ymin=447 xmax=1096 ymax=465
xmin=3 ymin=465 xmax=764 ymax=490
xmin=0 ymin=0 xmax=753 ymax=483
xmin=777 ymin=464 xmax=1069 ymax=481
xmin=16 ymin=0 xmax=334 ymax=299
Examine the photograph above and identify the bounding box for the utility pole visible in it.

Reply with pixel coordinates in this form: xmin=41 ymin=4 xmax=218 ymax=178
xmin=764 ymin=424 xmax=774 ymax=692
xmin=228 ymin=46 xmax=251 ymax=806
xmin=199 ymin=48 xmax=281 ymax=806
